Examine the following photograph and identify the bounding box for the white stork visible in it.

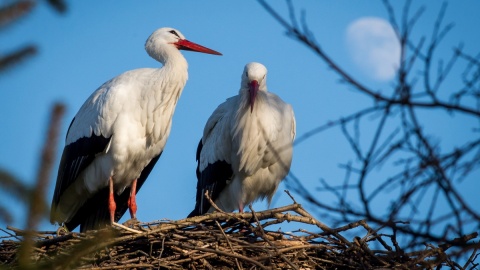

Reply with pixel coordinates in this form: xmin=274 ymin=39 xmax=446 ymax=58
xmin=50 ymin=27 xmax=221 ymax=232
xmin=188 ymin=62 xmax=295 ymax=217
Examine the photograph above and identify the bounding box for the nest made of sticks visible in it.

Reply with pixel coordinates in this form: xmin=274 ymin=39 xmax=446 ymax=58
xmin=1 ymin=200 xmax=477 ymax=270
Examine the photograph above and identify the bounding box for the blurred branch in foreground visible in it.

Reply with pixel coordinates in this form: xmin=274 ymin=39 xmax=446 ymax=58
xmin=0 ymin=170 xmax=30 ymax=224
xmin=259 ymin=0 xmax=480 ymax=263
xmin=0 ymin=1 xmax=35 ymax=29
xmin=0 ymin=45 xmax=37 ymax=73
xmin=0 ymin=0 xmax=66 ymax=74
xmin=0 ymin=1 xmax=36 ymax=73
xmin=15 ymin=103 xmax=65 ymax=268
xmin=0 ymin=0 xmax=69 ymax=227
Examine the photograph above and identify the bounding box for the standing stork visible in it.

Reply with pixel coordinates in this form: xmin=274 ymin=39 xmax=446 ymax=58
xmin=50 ymin=27 xmax=221 ymax=232
xmin=188 ymin=62 xmax=295 ymax=217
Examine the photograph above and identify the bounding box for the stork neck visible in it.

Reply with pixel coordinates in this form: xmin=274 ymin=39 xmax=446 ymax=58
xmin=164 ymin=49 xmax=187 ymax=66
xmin=161 ymin=51 xmax=188 ymax=83
xmin=145 ymin=51 xmax=189 ymax=118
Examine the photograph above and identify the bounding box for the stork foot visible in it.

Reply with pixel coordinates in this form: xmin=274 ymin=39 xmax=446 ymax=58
xmin=56 ymin=225 xmax=68 ymax=236
xmin=128 ymin=179 xmax=138 ymax=219
xmin=238 ymin=202 xmax=244 ymax=213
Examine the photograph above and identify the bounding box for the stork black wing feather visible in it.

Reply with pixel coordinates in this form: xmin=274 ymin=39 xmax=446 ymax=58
xmin=188 ymin=140 xmax=233 ymax=217
xmin=50 ymin=117 xmax=111 ymax=225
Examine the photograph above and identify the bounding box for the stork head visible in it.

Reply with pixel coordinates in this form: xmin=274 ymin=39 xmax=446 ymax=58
xmin=241 ymin=62 xmax=268 ymax=113
xmin=145 ymin=27 xmax=222 ymax=64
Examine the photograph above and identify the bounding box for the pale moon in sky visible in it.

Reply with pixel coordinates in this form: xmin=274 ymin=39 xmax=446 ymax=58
xmin=346 ymin=17 xmax=400 ymax=81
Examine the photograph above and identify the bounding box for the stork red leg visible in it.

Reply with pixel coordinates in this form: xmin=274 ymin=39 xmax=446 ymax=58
xmin=108 ymin=176 xmax=116 ymax=224
xmin=128 ymin=179 xmax=138 ymax=219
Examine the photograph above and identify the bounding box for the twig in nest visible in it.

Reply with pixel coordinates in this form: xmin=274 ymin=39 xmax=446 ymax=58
xmin=215 ymin=220 xmax=242 ymax=270
xmin=0 ymin=203 xmax=477 ymax=269
xmin=204 ymin=190 xmax=224 ymax=214
xmin=249 ymin=204 xmax=299 ymax=270
xmin=112 ymin=222 xmax=142 ymax=234
xmin=0 ymin=227 xmax=20 ymax=240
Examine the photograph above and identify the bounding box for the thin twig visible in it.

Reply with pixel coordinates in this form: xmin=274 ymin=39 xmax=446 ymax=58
xmin=112 ymin=222 xmax=142 ymax=234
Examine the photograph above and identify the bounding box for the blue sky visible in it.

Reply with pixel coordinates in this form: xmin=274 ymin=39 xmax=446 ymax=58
xmin=1 ymin=1 xmax=479 ymax=233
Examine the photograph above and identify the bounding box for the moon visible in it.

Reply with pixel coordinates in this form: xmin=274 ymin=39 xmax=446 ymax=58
xmin=346 ymin=17 xmax=400 ymax=81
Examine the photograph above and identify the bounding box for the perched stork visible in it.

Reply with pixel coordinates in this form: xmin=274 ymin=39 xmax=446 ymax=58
xmin=188 ymin=62 xmax=295 ymax=217
xmin=50 ymin=27 xmax=221 ymax=232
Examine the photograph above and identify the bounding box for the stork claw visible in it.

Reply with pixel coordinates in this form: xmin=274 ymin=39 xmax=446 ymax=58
xmin=56 ymin=225 xmax=69 ymax=236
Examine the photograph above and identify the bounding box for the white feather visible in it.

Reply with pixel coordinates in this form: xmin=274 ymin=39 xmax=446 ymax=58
xmin=54 ymin=28 xmax=192 ymax=223
xmin=199 ymin=62 xmax=295 ymax=212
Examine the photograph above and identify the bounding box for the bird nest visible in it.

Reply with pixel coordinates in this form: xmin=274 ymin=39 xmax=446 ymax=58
xmin=0 ymin=200 xmax=477 ymax=269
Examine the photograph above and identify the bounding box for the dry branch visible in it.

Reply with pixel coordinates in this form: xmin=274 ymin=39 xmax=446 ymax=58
xmin=258 ymin=0 xmax=480 ymax=260
xmin=1 ymin=203 xmax=477 ymax=269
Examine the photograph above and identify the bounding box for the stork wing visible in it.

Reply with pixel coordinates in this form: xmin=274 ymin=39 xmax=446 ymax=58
xmin=50 ymin=85 xmax=117 ymax=228
xmin=188 ymin=140 xmax=233 ymax=217
xmin=50 ymin=116 xmax=111 ymax=227
xmin=188 ymin=98 xmax=236 ymax=217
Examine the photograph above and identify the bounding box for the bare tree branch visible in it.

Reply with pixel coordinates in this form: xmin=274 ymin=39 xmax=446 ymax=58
xmin=259 ymin=0 xmax=480 ymax=261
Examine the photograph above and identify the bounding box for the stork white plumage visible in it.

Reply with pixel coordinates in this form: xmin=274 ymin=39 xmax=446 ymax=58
xmin=188 ymin=62 xmax=295 ymax=217
xmin=50 ymin=27 xmax=221 ymax=232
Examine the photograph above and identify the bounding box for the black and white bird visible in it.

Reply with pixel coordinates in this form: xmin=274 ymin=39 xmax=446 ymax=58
xmin=50 ymin=27 xmax=221 ymax=232
xmin=188 ymin=62 xmax=296 ymax=217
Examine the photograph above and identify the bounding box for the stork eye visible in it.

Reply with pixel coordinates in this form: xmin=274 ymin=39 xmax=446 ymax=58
xmin=245 ymin=72 xmax=248 ymax=77
xmin=169 ymin=30 xmax=180 ymax=38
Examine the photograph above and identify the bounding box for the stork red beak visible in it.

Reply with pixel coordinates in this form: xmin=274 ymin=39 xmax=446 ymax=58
xmin=175 ymin=39 xmax=222 ymax=55
xmin=249 ymin=80 xmax=259 ymax=113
